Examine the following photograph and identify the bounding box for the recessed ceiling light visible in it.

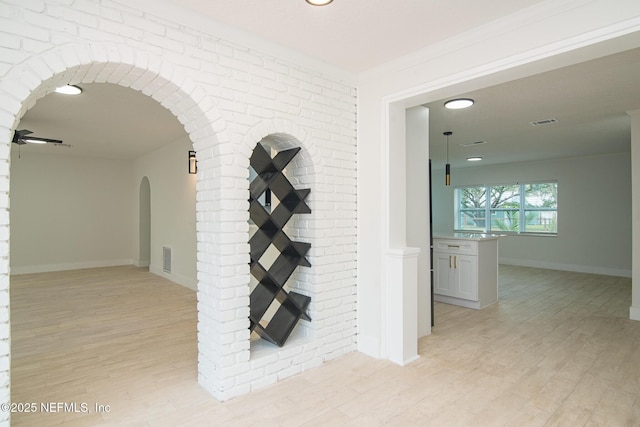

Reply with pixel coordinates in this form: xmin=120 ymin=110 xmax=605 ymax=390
xmin=467 ymin=157 xmax=483 ymax=162
xmin=305 ymin=0 xmax=333 ymax=5
xmin=54 ymin=84 xmax=83 ymax=95
xmin=444 ymin=98 xmax=474 ymax=109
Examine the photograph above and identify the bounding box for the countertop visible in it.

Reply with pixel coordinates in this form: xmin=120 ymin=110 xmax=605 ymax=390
xmin=434 ymin=233 xmax=503 ymax=241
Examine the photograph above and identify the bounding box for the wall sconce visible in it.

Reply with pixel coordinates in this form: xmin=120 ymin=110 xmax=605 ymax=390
xmin=188 ymin=150 xmax=197 ymax=174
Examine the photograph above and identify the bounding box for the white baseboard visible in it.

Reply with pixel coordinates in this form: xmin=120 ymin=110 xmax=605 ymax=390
xmin=132 ymin=258 xmax=150 ymax=268
xmin=11 ymin=260 xmax=197 ymax=291
xmin=500 ymin=258 xmax=631 ymax=278
xmin=630 ymin=306 xmax=640 ymax=321
xmin=149 ymin=265 xmax=197 ymax=290
xmin=10 ymin=259 xmax=134 ymax=275
xmin=356 ymin=334 xmax=381 ymax=359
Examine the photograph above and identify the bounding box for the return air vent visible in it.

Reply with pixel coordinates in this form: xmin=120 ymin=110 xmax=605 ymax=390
xmin=460 ymin=141 xmax=487 ymax=147
xmin=162 ymin=246 xmax=172 ymax=273
xmin=530 ymin=118 xmax=559 ymax=126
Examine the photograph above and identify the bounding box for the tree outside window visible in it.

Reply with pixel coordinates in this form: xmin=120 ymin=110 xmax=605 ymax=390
xmin=455 ymin=182 xmax=557 ymax=235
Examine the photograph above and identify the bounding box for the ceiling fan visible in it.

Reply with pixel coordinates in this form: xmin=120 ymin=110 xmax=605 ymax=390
xmin=12 ymin=129 xmax=66 ymax=146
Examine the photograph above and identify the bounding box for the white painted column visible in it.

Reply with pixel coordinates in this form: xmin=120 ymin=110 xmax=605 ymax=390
xmin=629 ymin=109 xmax=640 ymax=321
xmin=406 ymin=106 xmax=432 ymax=338
xmin=383 ymin=101 xmax=421 ymax=365
xmin=386 ymin=247 xmax=421 ymax=365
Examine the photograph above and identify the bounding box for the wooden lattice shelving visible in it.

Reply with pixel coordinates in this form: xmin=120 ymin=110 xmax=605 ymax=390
xmin=249 ymin=143 xmax=311 ymax=347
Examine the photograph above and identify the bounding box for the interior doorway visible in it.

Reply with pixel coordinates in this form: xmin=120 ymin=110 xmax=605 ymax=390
xmin=139 ymin=176 xmax=151 ymax=269
xmin=8 ymin=80 xmax=199 ymax=421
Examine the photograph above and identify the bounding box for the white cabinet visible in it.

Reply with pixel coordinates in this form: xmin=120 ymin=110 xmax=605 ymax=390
xmin=433 ymin=237 xmax=498 ymax=309
xmin=434 ymin=252 xmax=477 ymax=300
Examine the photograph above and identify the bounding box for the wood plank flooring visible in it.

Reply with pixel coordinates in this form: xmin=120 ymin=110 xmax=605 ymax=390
xmin=9 ymin=265 xmax=640 ymax=426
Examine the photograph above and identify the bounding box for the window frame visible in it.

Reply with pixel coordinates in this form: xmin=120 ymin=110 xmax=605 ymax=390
xmin=454 ymin=181 xmax=558 ymax=236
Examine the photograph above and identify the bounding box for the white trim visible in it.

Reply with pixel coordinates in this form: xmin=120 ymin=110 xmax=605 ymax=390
xmin=385 ymin=247 xmax=420 ymax=365
xmin=10 ymin=259 xmax=134 ymax=275
xmin=356 ymin=334 xmax=380 ymax=359
xmin=434 ymin=294 xmax=498 ymax=310
xmin=630 ymin=306 xmax=640 ymax=321
xmin=150 ymin=265 xmax=197 ymax=290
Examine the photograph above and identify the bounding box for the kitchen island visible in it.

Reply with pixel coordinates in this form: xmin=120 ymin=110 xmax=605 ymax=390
xmin=433 ymin=233 xmax=499 ymax=309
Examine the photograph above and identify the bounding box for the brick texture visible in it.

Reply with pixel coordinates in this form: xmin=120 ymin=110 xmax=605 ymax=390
xmin=0 ymin=0 xmax=357 ymax=419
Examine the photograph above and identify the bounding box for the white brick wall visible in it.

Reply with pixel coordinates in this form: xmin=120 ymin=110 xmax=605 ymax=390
xmin=0 ymin=0 xmax=357 ymax=421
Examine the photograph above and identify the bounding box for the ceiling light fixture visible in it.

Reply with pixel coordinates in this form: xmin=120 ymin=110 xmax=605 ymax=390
xmin=444 ymin=131 xmax=452 ymax=186
xmin=444 ymin=98 xmax=474 ymax=109
xmin=466 ymin=156 xmax=483 ymax=162
xmin=54 ymin=84 xmax=83 ymax=95
xmin=305 ymin=0 xmax=333 ymax=5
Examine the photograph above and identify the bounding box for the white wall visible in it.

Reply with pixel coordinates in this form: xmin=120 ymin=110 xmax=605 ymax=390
xmin=133 ymin=136 xmax=197 ymax=289
xmin=431 ymin=151 xmax=632 ymax=277
xmin=9 ymin=150 xmax=133 ymax=274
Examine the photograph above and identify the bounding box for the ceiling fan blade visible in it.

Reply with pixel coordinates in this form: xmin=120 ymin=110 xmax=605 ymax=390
xmin=21 ymin=136 xmax=64 ymax=144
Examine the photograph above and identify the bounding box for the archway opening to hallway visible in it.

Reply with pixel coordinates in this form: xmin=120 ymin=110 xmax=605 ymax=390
xmin=8 ymin=79 xmax=200 ymax=424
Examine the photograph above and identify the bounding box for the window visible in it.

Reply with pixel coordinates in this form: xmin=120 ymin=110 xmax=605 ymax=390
xmin=455 ymin=182 xmax=557 ymax=235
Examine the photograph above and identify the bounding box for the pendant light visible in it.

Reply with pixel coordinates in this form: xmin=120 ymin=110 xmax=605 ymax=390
xmin=444 ymin=131 xmax=452 ymax=186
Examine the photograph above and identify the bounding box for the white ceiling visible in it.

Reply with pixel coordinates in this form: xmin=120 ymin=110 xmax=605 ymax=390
xmin=13 ymin=0 xmax=640 ymax=167
xmin=16 ymin=83 xmax=185 ymax=160
xmin=159 ymin=0 xmax=546 ymax=73
xmin=426 ymin=47 xmax=640 ymax=168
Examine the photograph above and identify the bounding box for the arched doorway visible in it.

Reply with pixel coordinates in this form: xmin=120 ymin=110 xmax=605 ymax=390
xmin=0 ymin=43 xmax=229 ymax=409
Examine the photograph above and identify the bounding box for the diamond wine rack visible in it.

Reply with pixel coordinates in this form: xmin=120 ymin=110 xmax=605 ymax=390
xmin=249 ymin=143 xmax=311 ymax=347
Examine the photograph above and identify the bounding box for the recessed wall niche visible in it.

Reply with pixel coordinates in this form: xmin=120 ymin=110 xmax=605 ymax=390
xmin=248 ymin=139 xmax=312 ymax=347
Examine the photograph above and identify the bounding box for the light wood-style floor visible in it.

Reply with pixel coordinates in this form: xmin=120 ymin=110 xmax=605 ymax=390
xmin=10 ymin=265 xmax=640 ymax=426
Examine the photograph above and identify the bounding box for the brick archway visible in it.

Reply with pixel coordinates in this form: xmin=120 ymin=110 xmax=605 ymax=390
xmin=0 ymin=42 xmax=232 ymax=404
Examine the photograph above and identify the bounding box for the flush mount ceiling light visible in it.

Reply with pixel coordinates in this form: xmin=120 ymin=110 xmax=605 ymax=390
xmin=466 ymin=157 xmax=483 ymax=162
xmin=305 ymin=0 xmax=333 ymax=5
xmin=444 ymin=98 xmax=474 ymax=109
xmin=54 ymin=84 xmax=83 ymax=95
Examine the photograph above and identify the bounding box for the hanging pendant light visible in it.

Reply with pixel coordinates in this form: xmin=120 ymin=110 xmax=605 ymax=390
xmin=444 ymin=131 xmax=452 ymax=186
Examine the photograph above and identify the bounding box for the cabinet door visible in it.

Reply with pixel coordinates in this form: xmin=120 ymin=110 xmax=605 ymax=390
xmin=452 ymin=254 xmax=478 ymax=301
xmin=434 ymin=252 xmax=454 ymax=297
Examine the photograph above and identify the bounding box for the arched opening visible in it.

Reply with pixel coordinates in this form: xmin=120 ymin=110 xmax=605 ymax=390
xmin=7 ymin=69 xmax=208 ymax=423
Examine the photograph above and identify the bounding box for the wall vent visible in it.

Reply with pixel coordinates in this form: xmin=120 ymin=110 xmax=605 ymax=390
xmin=530 ymin=118 xmax=559 ymax=126
xmin=162 ymin=246 xmax=172 ymax=273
